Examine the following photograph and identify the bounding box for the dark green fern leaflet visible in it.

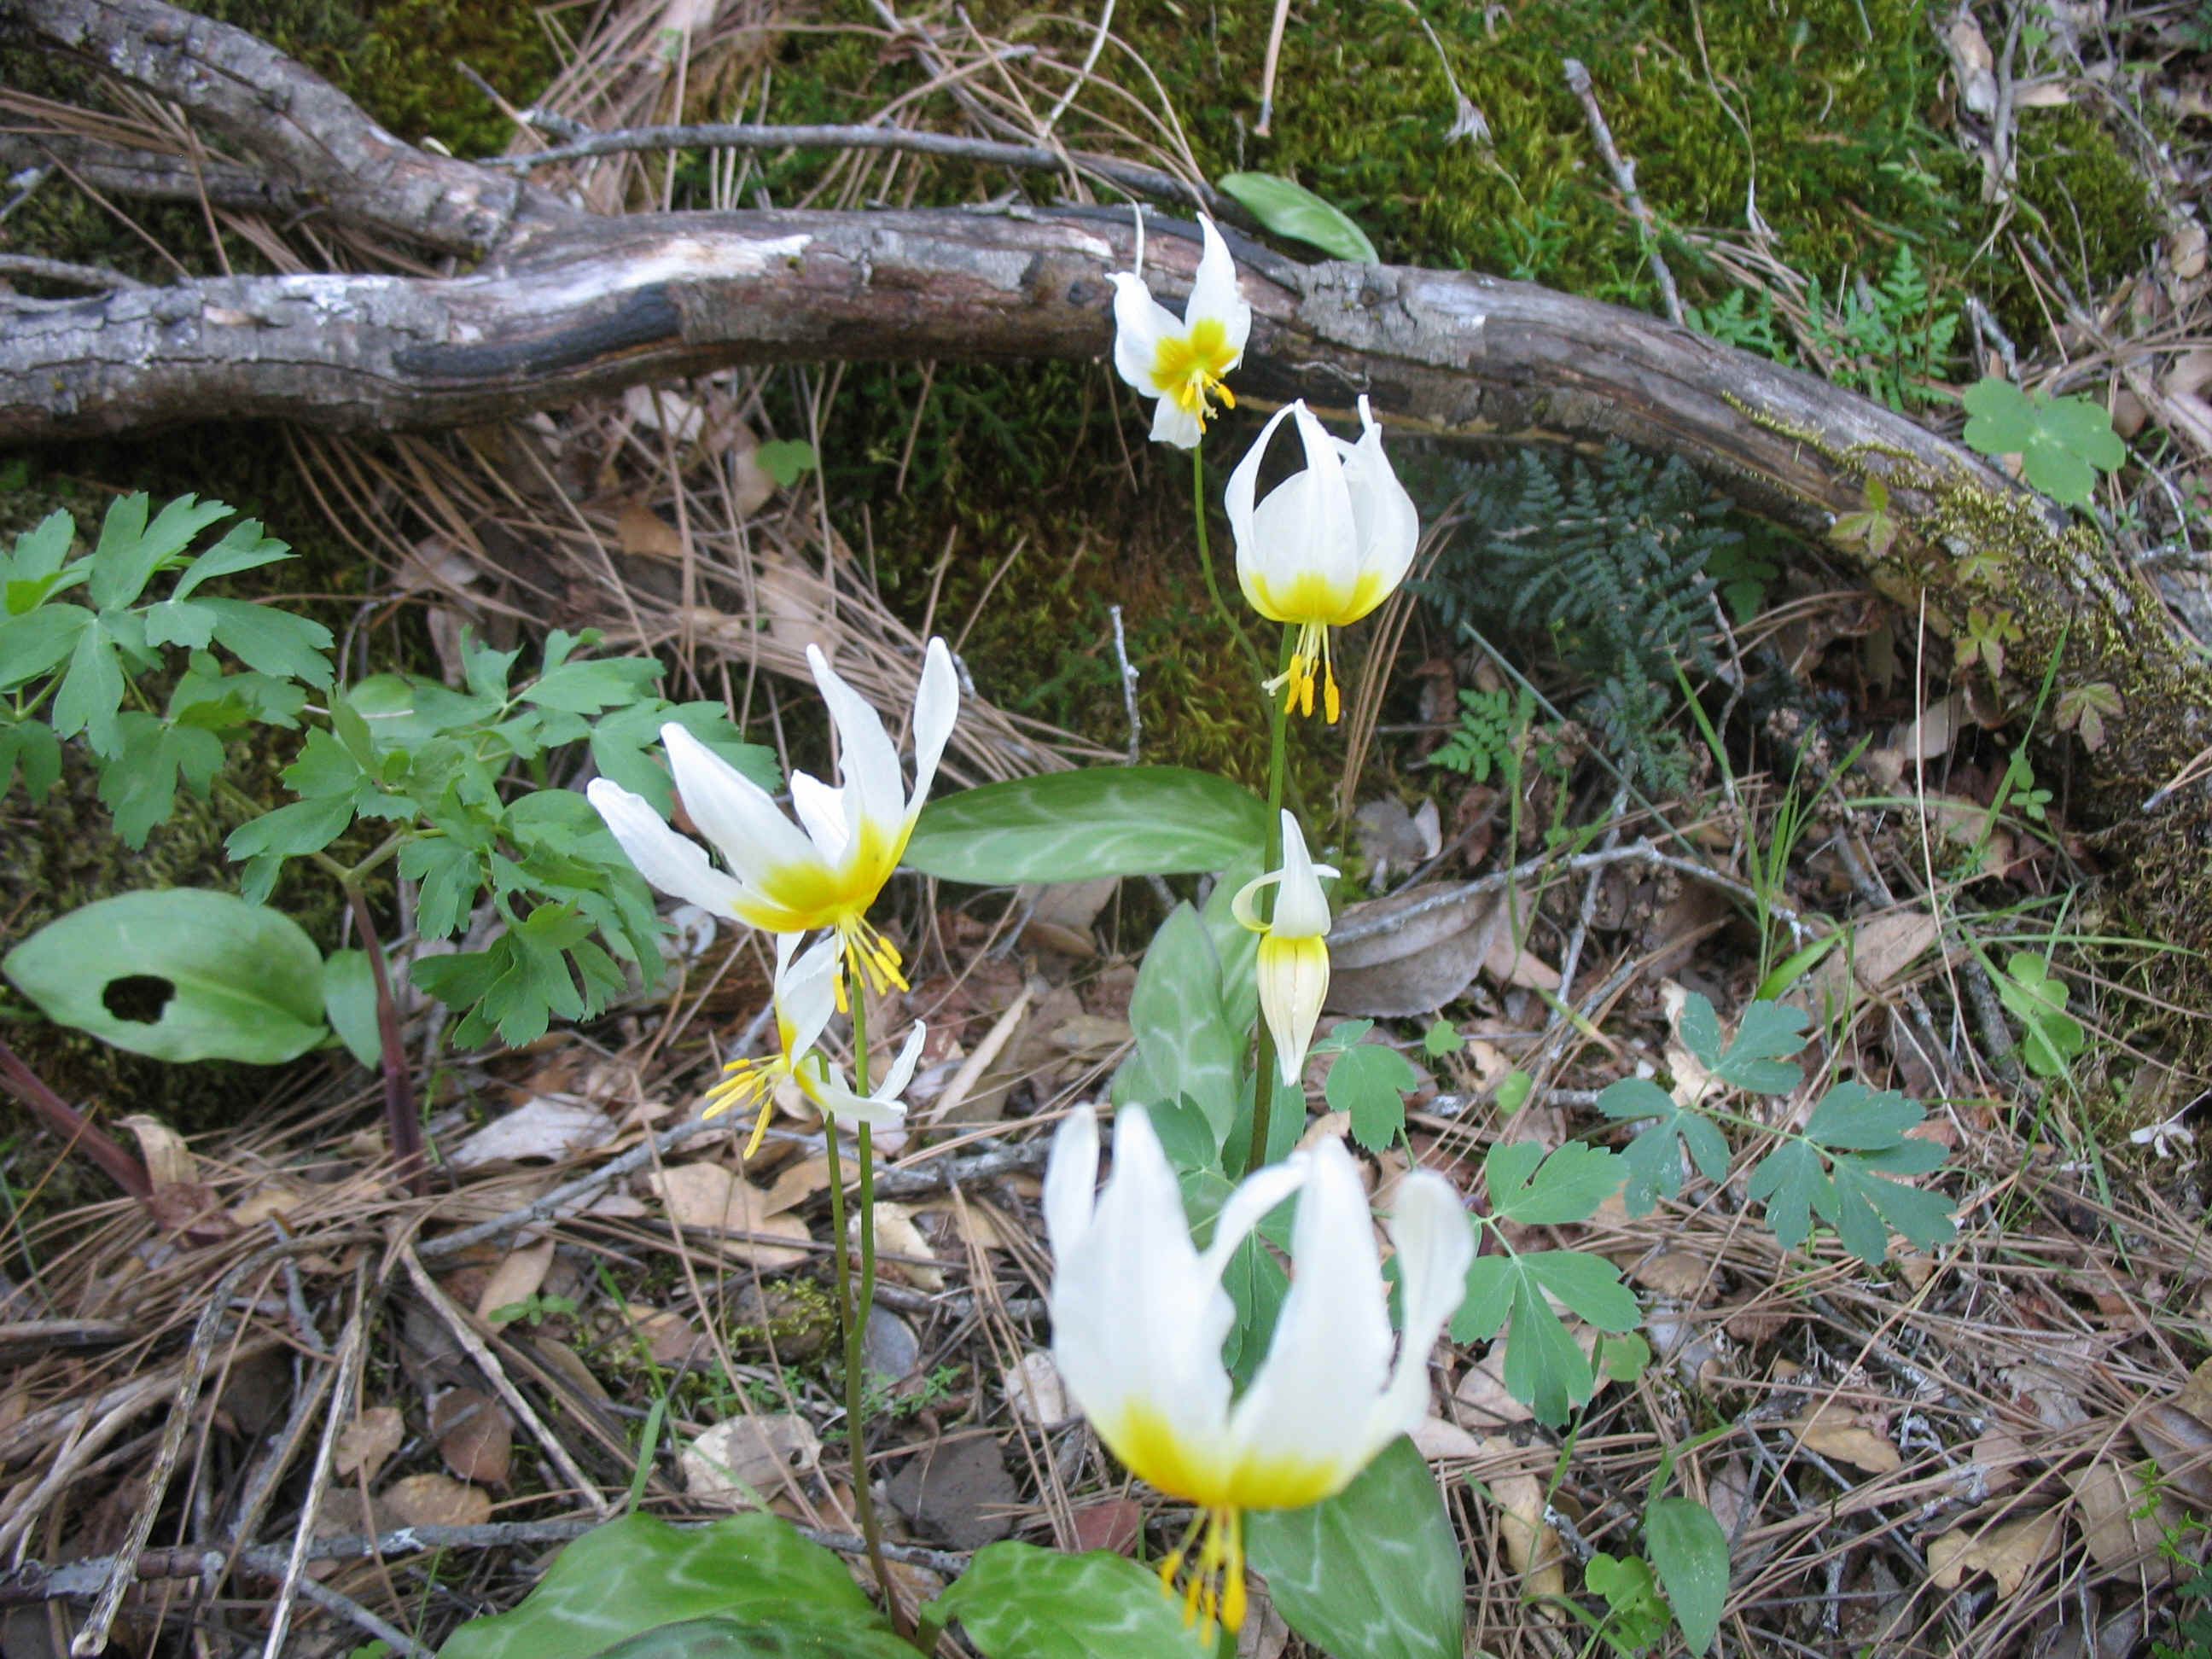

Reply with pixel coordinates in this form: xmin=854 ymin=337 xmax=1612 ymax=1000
xmin=1414 ymin=444 xmax=1742 ymax=794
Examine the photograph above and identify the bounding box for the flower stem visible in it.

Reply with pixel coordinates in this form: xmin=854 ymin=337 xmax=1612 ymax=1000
xmin=827 ymin=963 xmax=907 ymax=1639
xmin=1193 ymin=445 xmax=1268 ymax=692
xmin=1245 ymin=628 xmax=1296 ymax=1175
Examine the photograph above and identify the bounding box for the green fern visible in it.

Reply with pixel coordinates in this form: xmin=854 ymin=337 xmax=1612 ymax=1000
xmin=1801 ymin=244 xmax=1959 ymax=412
xmin=1430 ymin=684 xmax=1522 ymax=782
xmin=1417 ymin=444 xmax=1740 ymax=794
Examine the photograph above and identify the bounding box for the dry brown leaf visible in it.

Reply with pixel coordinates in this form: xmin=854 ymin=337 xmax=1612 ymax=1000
xmin=1704 ymin=1457 xmax=1755 ymax=1542
xmin=1412 ymin=1417 xmax=1487 ymax=1460
xmin=333 ymin=1406 xmax=404 ymax=1483
xmin=2065 ymin=1460 xmax=2181 ymax=1580
xmin=449 ymin=1098 xmax=615 ymax=1171
xmin=863 ymin=1202 xmax=943 ymax=1291
xmin=649 ymin=1164 xmax=812 ymax=1268
xmin=1793 ymin=1401 xmax=1902 ymax=1475
xmin=2134 ymin=1402 xmax=2212 ymax=1510
xmin=474 ymin=1237 xmax=556 ymax=1323
xmin=621 ymin=1303 xmax=702 ymax=1368
xmin=1237 ymin=1591 xmax=1290 ymax=1659
xmin=1002 ymin=1350 xmax=1074 ymax=1429
xmin=381 ymin=1473 xmax=492 ymax=1529
xmin=1325 ymin=885 xmax=1508 ymax=1016
xmin=1482 ymin=923 xmax=1560 ymax=992
xmin=119 ymin=1115 xmax=195 ymax=1187
xmin=1926 ymin=1509 xmax=2061 ymax=1597
xmin=1453 ymin=1348 xmax=1533 ymax=1429
xmin=228 ymin=1180 xmax=315 ymax=1229
xmin=683 ymin=1416 xmax=822 ymax=1507
xmin=1483 ymin=1435 xmax=1565 ymax=1607
xmin=1630 ymin=1251 xmax=1716 ymax=1299
xmin=1944 ymin=14 xmax=1998 ymax=114
xmin=616 ymin=500 xmax=686 ymax=561
xmin=1809 ymin=909 xmax=1940 ymax=1007
xmin=758 ymin=1155 xmax=832 ymax=1216
xmin=432 ymin=1388 xmax=513 ymax=1486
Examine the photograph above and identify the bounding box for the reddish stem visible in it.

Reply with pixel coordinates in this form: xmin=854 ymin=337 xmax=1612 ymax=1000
xmin=0 ymin=1039 xmax=151 ymax=1199
xmin=344 ymin=887 xmax=426 ymax=1197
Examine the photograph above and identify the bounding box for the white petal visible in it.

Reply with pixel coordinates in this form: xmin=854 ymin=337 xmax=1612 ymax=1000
xmin=1228 ymin=402 xmax=1303 ymax=604
xmin=586 ymin=779 xmax=750 ymax=915
xmin=1109 ymin=274 xmax=1179 ymax=394
xmin=876 ymin=1021 xmax=928 ymax=1102
xmin=1257 ymin=935 xmax=1329 ymax=1086
xmin=808 ymin=645 xmax=904 ymax=847
xmin=1148 ymin=396 xmax=1203 ymax=451
xmin=1050 ymin=1109 xmax=1233 ymax=1473
xmin=1363 ymin=1168 xmax=1474 ymax=1450
xmin=1275 ymin=403 xmax=1359 ymax=600
xmin=774 ymin=933 xmax=841 ymax=1061
xmin=661 ymin=724 xmax=818 ymax=881
xmin=1225 ymin=1137 xmax=1394 ymax=1482
xmin=905 ymin=637 xmax=959 ymax=830
xmin=1271 ymin=811 xmax=1331 ymax=938
xmin=1187 ymin=215 xmax=1251 ymax=363
xmin=788 ymin=770 xmax=853 ymax=863
xmin=1193 ymin=1155 xmax=1307 ymax=1283
xmin=1044 ymin=1106 xmax=1102 ymax=1259
xmin=1342 ymin=397 xmax=1420 ymax=614
xmin=801 ymin=1058 xmax=907 ymax=1130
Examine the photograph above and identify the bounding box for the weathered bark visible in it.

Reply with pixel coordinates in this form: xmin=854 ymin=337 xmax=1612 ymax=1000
xmin=1 ymin=0 xmax=2206 ymax=934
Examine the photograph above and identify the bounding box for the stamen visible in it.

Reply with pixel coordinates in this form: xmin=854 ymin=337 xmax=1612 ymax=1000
xmin=1155 ymin=1506 xmax=1250 ymax=1641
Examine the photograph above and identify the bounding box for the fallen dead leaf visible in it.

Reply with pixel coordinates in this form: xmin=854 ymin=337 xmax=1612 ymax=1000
xmin=1809 ymin=908 xmax=1940 ymax=1006
xmin=1412 ymin=1417 xmax=1487 ymax=1460
xmin=1793 ymin=1400 xmax=1901 ymax=1475
xmin=333 ymin=1406 xmax=404 ymax=1484
xmin=119 ymin=1115 xmax=195 ymax=1186
xmin=1003 ymin=1350 xmax=1074 ymax=1429
xmin=2065 ymin=1459 xmax=2182 ymax=1580
xmin=1453 ymin=1348 xmax=1533 ymax=1430
xmin=449 ymin=1098 xmax=615 ymax=1171
xmin=1704 ymin=1457 xmax=1755 ymax=1542
xmin=432 ymin=1388 xmax=513 ymax=1486
xmin=759 ymin=1155 xmax=833 ymax=1215
xmin=615 ymin=499 xmax=686 ymax=561
xmin=620 ymin=1302 xmax=702 ymax=1368
xmin=863 ymin=1202 xmax=943 ymax=1291
xmin=474 ymin=1237 xmax=556 ymax=1323
xmin=1482 ymin=1435 xmax=1565 ymax=1608
xmin=1927 ymin=1509 xmax=2062 ymax=1598
xmin=683 ymin=1416 xmax=822 ymax=1507
xmin=1326 ymin=885 xmax=1508 ymax=1017
xmin=2135 ymin=1400 xmax=2212 ymax=1511
xmin=887 ymin=1436 xmax=1018 ymax=1552
xmin=1630 ymin=1251 xmax=1716 ymax=1299
xmin=381 ymin=1473 xmax=492 ymax=1529
xmin=649 ymin=1163 xmax=812 ymax=1268
xmin=1069 ymin=1498 xmax=1144 ymax=1554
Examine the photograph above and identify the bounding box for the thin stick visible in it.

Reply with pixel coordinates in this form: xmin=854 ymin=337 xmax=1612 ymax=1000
xmin=399 ymin=1247 xmax=611 ymax=1516
xmin=1109 ymin=603 xmax=1141 ymax=763
xmin=1041 ymin=0 xmax=1116 ymax=136
xmin=259 ymin=1272 xmax=367 ymax=1659
xmin=0 ymin=253 xmax=145 ymax=289
xmin=1562 ymin=59 xmax=1685 ymax=328
xmin=1254 ymin=0 xmax=1292 ymax=136
xmin=483 ymin=119 xmax=1213 ymax=209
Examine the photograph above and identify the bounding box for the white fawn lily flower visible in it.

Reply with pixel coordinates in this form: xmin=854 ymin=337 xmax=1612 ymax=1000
xmin=704 ymin=932 xmax=927 ymax=1154
xmin=1109 ymin=214 xmax=1253 ymax=449
xmin=587 ymin=638 xmax=958 ymax=996
xmin=1233 ymin=811 xmax=1337 ymax=1085
xmin=1045 ymin=1104 xmax=1472 ymax=1639
xmin=1229 ymin=396 xmax=1419 ymax=723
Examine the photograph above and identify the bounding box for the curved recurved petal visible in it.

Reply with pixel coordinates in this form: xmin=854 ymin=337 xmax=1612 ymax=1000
xmin=788 ymin=771 xmax=853 ymax=864
xmin=797 ymin=1055 xmax=907 ymax=1130
xmin=1340 ymin=396 xmax=1420 ymax=619
xmin=1043 ymin=1105 xmax=1102 ymax=1260
xmin=1187 ymin=215 xmax=1252 ymax=361
xmin=661 ymin=724 xmax=818 ymax=882
xmin=586 ymin=779 xmax=751 ymax=916
xmin=808 ymin=644 xmax=904 ymax=847
xmin=1109 ymin=274 xmax=1179 ymax=393
xmin=1149 ymin=395 xmax=1205 ymax=451
xmin=774 ymin=933 xmax=842 ymax=1062
xmin=1224 ymin=1137 xmax=1394 ymax=1487
xmin=1271 ymin=812 xmax=1332 ymax=938
xmin=1363 ymin=1168 xmax=1474 ymax=1452
xmin=905 ymin=637 xmax=959 ymax=830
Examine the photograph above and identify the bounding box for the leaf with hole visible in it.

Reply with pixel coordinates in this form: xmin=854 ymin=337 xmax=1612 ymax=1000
xmin=3 ymin=889 xmax=327 ymax=1062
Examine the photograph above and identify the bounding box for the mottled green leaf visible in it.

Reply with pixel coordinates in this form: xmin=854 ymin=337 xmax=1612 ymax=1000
xmin=906 ymin=767 xmax=1266 ymax=883
xmin=1217 ymin=173 xmax=1380 ymax=263
xmin=934 ymin=1543 xmax=1207 ymax=1658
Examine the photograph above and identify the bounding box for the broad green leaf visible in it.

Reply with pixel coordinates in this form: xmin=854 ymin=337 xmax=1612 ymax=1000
xmin=1422 ymin=1019 xmax=1464 ymax=1058
xmin=97 ymin=714 xmax=224 ymax=847
xmin=905 ymin=767 xmax=1266 ymax=884
xmin=224 ymin=794 xmax=358 ymax=863
xmin=1743 ymin=1140 xmax=1830 ymax=1252
xmin=934 ymin=1542 xmax=1206 ymax=1658
xmin=142 ymin=597 xmax=218 ymax=649
xmin=1324 ymin=1042 xmax=1418 ymax=1153
xmin=0 ymin=719 xmax=60 ymax=801
xmin=52 ymin=616 xmax=124 ymax=753
xmin=1960 ymin=376 xmax=2127 ymax=507
xmin=347 ymin=672 xmax=503 ymax=748
xmin=3 ymin=889 xmax=327 ymax=1063
xmin=1481 ymin=1140 xmax=1623 ymax=1225
xmin=1597 ymin=1078 xmax=1732 ymax=1214
xmin=1457 ymin=1253 xmax=1639 ymax=1425
xmin=1646 ymin=1499 xmax=1730 ymax=1656
xmin=1804 ymin=1081 xmax=1920 ymax=1149
xmin=1198 ymin=851 xmax=1264 ymax=1037
xmin=1217 ymin=172 xmax=1381 ymax=263
xmin=1675 ymin=994 xmax=1724 ymax=1069
xmin=1994 ymin=952 xmax=2085 ymax=1077
xmin=169 ymin=518 xmax=292 ymax=602
xmin=1828 ymin=1154 xmax=1955 ymax=1263
xmin=1585 ymin=1553 xmax=1669 ymax=1651
xmin=567 ymin=1615 xmax=917 ymax=1658
xmin=320 ymin=949 xmax=385 ymax=1069
xmin=462 ymin=633 xmax=522 ymax=701
xmin=0 ymin=602 xmax=92 ymax=690
xmin=1708 ymin=1001 xmax=1807 ymax=1094
xmin=1128 ymin=904 xmax=1240 ymax=1144
xmin=434 ymin=1512 xmax=898 ymax=1659
xmin=1248 ymin=1438 xmax=1462 ymax=1659
xmin=405 ymin=838 xmax=485 ymax=939
xmin=5 ymin=509 xmax=75 ymax=586
xmin=200 ymin=597 xmax=335 ymax=686
xmin=1598 ymin=1330 xmax=1652 ymax=1383
xmin=753 ymin=440 xmax=817 ymax=487
xmin=90 ymin=492 xmax=230 ymax=609
xmin=524 ymin=656 xmax=661 ymax=714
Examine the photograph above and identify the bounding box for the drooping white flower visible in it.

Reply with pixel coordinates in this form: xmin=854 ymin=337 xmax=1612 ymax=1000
xmin=1233 ymin=811 xmax=1337 ymax=1086
xmin=705 ymin=931 xmax=927 ymax=1153
xmin=1045 ymin=1104 xmax=1471 ymax=1636
xmin=1229 ymin=396 xmax=1419 ymax=722
xmin=1109 ymin=214 xmax=1253 ymax=450
xmin=586 ymin=638 xmax=958 ymax=993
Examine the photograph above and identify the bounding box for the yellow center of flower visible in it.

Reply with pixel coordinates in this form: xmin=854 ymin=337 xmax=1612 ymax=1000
xmin=1103 ymin=1400 xmax=1346 ymax=1636
xmin=702 ymin=1054 xmax=791 ymax=1157
xmin=1150 ymin=319 xmax=1239 ymax=425
xmin=1266 ymin=620 xmax=1342 ymax=723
